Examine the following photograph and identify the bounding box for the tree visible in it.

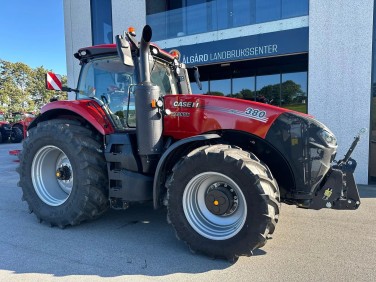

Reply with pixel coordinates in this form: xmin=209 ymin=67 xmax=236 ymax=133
xmin=281 ymin=80 xmax=304 ymax=105
xmin=239 ymin=89 xmax=254 ymax=100
xmin=0 ymin=60 xmax=34 ymax=112
xmin=0 ymin=59 xmax=67 ymax=114
xmin=207 ymin=91 xmax=225 ymax=96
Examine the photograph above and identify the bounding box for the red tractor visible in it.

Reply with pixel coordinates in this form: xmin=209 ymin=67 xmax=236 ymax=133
xmin=0 ymin=112 xmax=23 ymax=143
xmin=18 ymin=26 xmax=362 ymax=260
xmin=11 ymin=112 xmax=35 ymax=139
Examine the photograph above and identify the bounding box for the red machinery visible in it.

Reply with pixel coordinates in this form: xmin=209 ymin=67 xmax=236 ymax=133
xmin=18 ymin=26 xmax=362 ymax=260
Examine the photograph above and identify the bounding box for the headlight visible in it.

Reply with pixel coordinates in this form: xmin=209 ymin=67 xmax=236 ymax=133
xmin=319 ymin=129 xmax=337 ymax=147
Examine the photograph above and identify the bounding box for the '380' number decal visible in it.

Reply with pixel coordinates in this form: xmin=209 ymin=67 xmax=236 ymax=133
xmin=244 ymin=107 xmax=268 ymax=122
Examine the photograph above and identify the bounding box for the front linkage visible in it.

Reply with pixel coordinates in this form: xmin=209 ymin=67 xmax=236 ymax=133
xmin=309 ymin=128 xmax=366 ymax=210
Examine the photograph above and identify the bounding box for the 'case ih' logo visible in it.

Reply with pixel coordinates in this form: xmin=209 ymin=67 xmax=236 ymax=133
xmin=173 ymin=101 xmax=200 ymax=108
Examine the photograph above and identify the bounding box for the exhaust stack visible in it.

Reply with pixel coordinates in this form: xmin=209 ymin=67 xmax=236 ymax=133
xmin=135 ymin=25 xmax=163 ymax=174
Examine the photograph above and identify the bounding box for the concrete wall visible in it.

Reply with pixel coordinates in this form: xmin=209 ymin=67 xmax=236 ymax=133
xmin=309 ymin=0 xmax=374 ymax=184
xmin=63 ymin=0 xmax=92 ymax=100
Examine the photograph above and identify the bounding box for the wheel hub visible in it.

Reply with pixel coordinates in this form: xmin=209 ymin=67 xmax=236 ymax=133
xmin=205 ymin=183 xmax=237 ymax=216
xmin=56 ymin=166 xmax=72 ymax=181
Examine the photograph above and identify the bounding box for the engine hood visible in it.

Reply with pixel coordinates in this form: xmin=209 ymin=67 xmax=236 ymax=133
xmin=163 ymin=94 xmax=311 ymax=139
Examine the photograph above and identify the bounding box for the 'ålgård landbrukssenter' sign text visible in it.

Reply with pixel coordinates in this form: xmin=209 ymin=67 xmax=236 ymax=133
xmin=167 ymin=27 xmax=308 ymax=65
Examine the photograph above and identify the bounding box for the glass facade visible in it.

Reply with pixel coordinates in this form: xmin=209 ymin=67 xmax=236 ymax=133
xmin=91 ymin=0 xmax=113 ymax=45
xmin=190 ymin=60 xmax=308 ymax=113
xmin=146 ymin=0 xmax=309 ymax=40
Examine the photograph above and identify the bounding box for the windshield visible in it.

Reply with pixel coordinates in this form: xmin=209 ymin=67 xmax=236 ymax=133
xmin=77 ymin=57 xmax=136 ymax=129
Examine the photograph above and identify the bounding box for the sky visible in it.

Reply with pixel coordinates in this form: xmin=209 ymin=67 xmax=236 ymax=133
xmin=0 ymin=0 xmax=67 ymax=75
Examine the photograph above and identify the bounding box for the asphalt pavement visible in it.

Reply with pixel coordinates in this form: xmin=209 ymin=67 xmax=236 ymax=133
xmin=0 ymin=142 xmax=375 ymax=281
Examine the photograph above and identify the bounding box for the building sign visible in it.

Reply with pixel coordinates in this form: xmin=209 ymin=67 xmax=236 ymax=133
xmin=167 ymin=27 xmax=308 ymax=66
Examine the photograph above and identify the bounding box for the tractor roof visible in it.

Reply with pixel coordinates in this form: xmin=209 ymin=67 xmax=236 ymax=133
xmin=74 ymin=43 xmax=176 ymax=64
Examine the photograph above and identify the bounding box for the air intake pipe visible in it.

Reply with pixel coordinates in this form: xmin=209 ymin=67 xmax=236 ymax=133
xmin=135 ymin=25 xmax=163 ymax=174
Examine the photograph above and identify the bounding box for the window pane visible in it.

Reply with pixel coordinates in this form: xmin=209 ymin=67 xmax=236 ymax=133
xmin=216 ymin=0 xmax=230 ymax=30
xmin=281 ymin=72 xmax=307 ymax=113
xmin=77 ymin=57 xmax=135 ymax=129
xmin=167 ymin=8 xmax=184 ymax=38
xmin=232 ymin=0 xmax=255 ymax=27
xmin=147 ymin=12 xmax=167 ymax=41
xmin=186 ymin=0 xmax=208 ymax=35
xmin=209 ymin=79 xmax=231 ymax=96
xmin=191 ymin=80 xmax=209 ymax=94
xmin=91 ymin=0 xmax=113 ymax=45
xmin=150 ymin=62 xmax=178 ymax=95
xmin=256 ymin=74 xmax=280 ymax=105
xmin=232 ymin=77 xmax=256 ymax=100
xmin=256 ymin=0 xmax=281 ymax=23
xmin=282 ymin=0 xmax=309 ymax=19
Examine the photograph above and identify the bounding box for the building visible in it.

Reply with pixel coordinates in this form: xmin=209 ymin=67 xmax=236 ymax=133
xmin=63 ymin=0 xmax=374 ymax=184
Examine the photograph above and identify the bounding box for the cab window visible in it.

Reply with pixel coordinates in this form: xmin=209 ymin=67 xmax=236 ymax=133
xmin=77 ymin=57 xmax=136 ymax=130
xmin=150 ymin=61 xmax=178 ymax=95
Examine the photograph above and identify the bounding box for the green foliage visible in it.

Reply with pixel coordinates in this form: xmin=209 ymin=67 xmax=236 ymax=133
xmin=0 ymin=59 xmax=67 ymax=114
xmin=207 ymin=91 xmax=225 ymax=96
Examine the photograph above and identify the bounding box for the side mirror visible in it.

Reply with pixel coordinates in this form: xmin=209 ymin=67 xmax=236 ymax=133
xmin=193 ymin=67 xmax=202 ymax=90
xmin=46 ymin=72 xmax=63 ymax=91
xmin=45 ymin=72 xmax=78 ymax=93
xmin=115 ymin=35 xmax=134 ymax=67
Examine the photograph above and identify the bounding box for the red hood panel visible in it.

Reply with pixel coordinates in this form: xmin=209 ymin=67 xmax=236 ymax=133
xmin=163 ymin=94 xmax=305 ymax=139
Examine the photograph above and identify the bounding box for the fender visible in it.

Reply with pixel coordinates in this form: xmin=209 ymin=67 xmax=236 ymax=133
xmin=153 ymin=133 xmax=221 ymax=209
xmin=29 ymin=100 xmax=115 ymax=135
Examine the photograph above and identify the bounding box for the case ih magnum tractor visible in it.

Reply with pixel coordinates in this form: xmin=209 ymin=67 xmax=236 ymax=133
xmin=18 ymin=26 xmax=362 ymax=260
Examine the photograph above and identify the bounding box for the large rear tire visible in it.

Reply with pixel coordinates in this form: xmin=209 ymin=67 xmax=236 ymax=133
xmin=11 ymin=127 xmax=23 ymax=143
xmin=18 ymin=119 xmax=108 ymax=227
xmin=166 ymin=144 xmax=280 ymax=260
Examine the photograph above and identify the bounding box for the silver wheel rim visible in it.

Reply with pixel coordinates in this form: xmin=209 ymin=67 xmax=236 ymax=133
xmin=31 ymin=145 xmax=73 ymax=206
xmin=183 ymin=172 xmax=247 ymax=240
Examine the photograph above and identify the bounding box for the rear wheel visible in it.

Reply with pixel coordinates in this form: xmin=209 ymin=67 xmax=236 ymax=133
xmin=18 ymin=119 xmax=108 ymax=227
xmin=166 ymin=144 xmax=280 ymax=260
xmin=11 ymin=127 xmax=23 ymax=143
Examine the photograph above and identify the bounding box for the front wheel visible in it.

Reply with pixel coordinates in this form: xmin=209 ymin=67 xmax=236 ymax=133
xmin=18 ymin=119 xmax=109 ymax=227
xmin=166 ymin=145 xmax=280 ymax=260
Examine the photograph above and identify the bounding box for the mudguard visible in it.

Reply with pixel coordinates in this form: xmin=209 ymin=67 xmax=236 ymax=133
xmin=28 ymin=100 xmax=114 ymax=135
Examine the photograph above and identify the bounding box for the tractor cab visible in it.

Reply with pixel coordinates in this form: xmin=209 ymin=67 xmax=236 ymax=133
xmin=47 ymin=27 xmax=194 ymax=131
xmin=74 ymin=50 xmax=180 ymax=129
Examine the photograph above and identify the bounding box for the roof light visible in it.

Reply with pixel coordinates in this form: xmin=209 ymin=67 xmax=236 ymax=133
xmin=169 ymin=49 xmax=180 ymax=60
xmin=128 ymin=26 xmax=136 ymax=36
